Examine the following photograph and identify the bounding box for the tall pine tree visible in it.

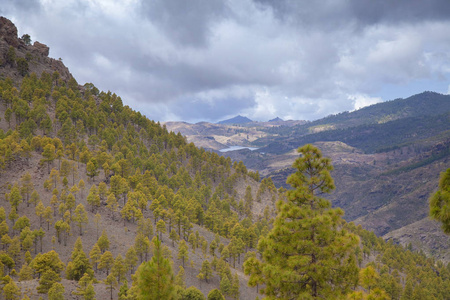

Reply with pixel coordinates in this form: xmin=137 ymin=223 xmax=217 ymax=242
xmin=429 ymin=168 xmax=450 ymax=234
xmin=245 ymin=144 xmax=359 ymax=299
xmin=136 ymin=237 xmax=176 ymax=299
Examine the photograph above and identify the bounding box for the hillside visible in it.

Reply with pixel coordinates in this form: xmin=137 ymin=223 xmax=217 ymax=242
xmin=258 ymin=91 xmax=450 ymax=142
xmin=167 ymin=92 xmax=450 ymax=263
xmin=0 ymin=16 xmax=278 ymax=299
xmin=0 ymin=16 xmax=449 ymax=300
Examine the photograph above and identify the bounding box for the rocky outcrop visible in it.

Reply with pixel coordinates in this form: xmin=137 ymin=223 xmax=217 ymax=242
xmin=33 ymin=41 xmax=49 ymax=56
xmin=0 ymin=16 xmax=73 ymax=82
xmin=0 ymin=16 xmax=20 ymax=47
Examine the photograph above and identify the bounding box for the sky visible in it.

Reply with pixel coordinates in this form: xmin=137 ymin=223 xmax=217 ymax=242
xmin=2 ymin=0 xmax=450 ymax=123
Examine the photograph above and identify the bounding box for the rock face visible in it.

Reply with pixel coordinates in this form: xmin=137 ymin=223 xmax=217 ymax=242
xmin=0 ymin=17 xmax=72 ymax=82
xmin=33 ymin=41 xmax=49 ymax=56
xmin=0 ymin=17 xmax=50 ymax=57
xmin=0 ymin=16 xmax=20 ymax=47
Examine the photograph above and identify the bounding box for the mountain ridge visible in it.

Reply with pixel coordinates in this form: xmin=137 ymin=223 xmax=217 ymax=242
xmin=217 ymin=115 xmax=253 ymax=125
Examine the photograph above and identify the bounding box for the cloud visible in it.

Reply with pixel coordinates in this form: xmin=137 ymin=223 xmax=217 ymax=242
xmin=139 ymin=0 xmax=228 ymax=47
xmin=1 ymin=0 xmax=450 ymax=123
xmin=349 ymin=94 xmax=383 ymax=111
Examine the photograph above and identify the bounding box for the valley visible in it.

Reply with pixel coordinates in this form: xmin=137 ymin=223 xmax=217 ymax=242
xmin=166 ymin=93 xmax=450 ymax=262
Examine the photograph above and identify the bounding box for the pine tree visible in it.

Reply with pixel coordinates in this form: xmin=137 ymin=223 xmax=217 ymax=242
xmin=106 ymin=193 xmax=118 ymax=216
xmin=359 ymin=266 xmax=379 ymax=293
xmin=3 ymin=279 xmax=21 ymax=300
xmin=86 ymin=158 xmax=99 ymax=180
xmin=112 ymin=254 xmax=127 ymax=283
xmin=136 ymin=237 xmax=176 ymax=299
xmin=125 ymin=246 xmax=138 ymax=274
xmin=20 ymin=172 xmax=34 ymax=206
xmin=66 ymin=237 xmax=93 ymax=281
xmin=244 ymin=185 xmax=253 ymax=217
xmin=73 ymin=272 xmax=93 ymax=297
xmin=178 ymin=239 xmax=189 ymax=268
xmin=230 ymin=273 xmax=240 ymax=300
xmin=9 ymin=184 xmax=22 ymax=210
xmin=48 ymin=282 xmax=65 ymax=300
xmin=73 ymin=204 xmax=88 ymax=236
xmin=104 ymin=273 xmax=118 ymax=300
xmin=0 ymin=220 xmax=8 ymax=237
xmin=182 ymin=286 xmax=205 ymax=300
xmin=135 ymin=233 xmax=151 ymax=262
xmin=156 ymin=219 xmax=166 ymax=241
xmin=244 ymin=145 xmax=359 ymax=299
xmin=86 ymin=184 xmax=100 ymax=212
xmin=49 ymin=168 xmax=60 ymax=189
xmin=219 ymin=274 xmax=231 ymax=296
xmin=207 ymin=289 xmax=225 ymax=300
xmin=35 ymin=201 xmax=45 ymax=227
xmin=0 ymin=207 xmax=5 ymax=222
xmin=84 ymin=282 xmax=96 ymax=300
xmin=8 ymin=207 xmax=18 ymax=225
xmin=66 ymin=193 xmax=76 ymax=212
xmin=18 ymin=263 xmax=33 ymax=281
xmin=97 ymin=230 xmax=110 ymax=253
xmin=209 ymin=239 xmax=217 ymax=257
xmin=38 ymin=269 xmax=61 ymax=294
xmin=99 ymin=251 xmax=114 ymax=275
xmin=401 ymin=279 xmax=414 ymax=300
xmin=429 ymin=168 xmax=450 ymax=234
xmin=175 ymin=265 xmax=186 ymax=289
xmin=89 ymin=243 xmax=101 ymax=271
xmin=42 ymin=143 xmax=56 ymax=174
xmin=198 ymin=260 xmax=213 ymax=283
xmin=169 ymin=228 xmax=179 ymax=247
xmin=43 ymin=206 xmax=53 ymax=230
xmin=118 ymin=279 xmax=129 ymax=300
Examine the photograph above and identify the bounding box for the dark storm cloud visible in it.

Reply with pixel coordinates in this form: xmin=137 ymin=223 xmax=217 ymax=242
xmin=139 ymin=0 xmax=229 ymax=47
xmin=2 ymin=0 xmax=450 ymax=123
xmin=0 ymin=0 xmax=42 ymax=14
xmin=255 ymin=0 xmax=450 ymax=28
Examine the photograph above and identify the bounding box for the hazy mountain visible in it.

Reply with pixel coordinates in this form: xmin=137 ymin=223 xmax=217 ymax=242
xmin=268 ymin=117 xmax=283 ymax=122
xmin=217 ymin=115 xmax=253 ymax=125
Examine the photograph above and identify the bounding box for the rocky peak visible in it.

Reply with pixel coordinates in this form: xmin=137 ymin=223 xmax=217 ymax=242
xmin=33 ymin=41 xmax=49 ymax=56
xmin=0 ymin=16 xmax=20 ymax=47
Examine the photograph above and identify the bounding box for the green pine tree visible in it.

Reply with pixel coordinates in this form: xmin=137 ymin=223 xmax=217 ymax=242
xmin=244 ymin=145 xmax=359 ymax=299
xmin=66 ymin=237 xmax=93 ymax=281
xmin=429 ymin=168 xmax=450 ymax=234
xmin=136 ymin=237 xmax=176 ymax=299
xmin=48 ymin=282 xmax=65 ymax=300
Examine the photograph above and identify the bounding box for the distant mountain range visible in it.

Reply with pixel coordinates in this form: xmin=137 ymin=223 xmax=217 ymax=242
xmin=217 ymin=115 xmax=288 ymax=125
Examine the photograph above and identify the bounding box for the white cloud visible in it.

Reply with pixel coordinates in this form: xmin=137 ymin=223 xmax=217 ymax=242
xmin=348 ymin=94 xmax=383 ymax=111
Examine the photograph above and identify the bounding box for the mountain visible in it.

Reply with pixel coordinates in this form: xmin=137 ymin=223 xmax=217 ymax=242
xmin=257 ymin=91 xmax=450 ymax=149
xmin=215 ymin=92 xmax=450 ymax=260
xmin=0 ymin=17 xmax=449 ymax=299
xmin=217 ymin=115 xmax=253 ymax=125
xmin=268 ymin=117 xmax=283 ymax=122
